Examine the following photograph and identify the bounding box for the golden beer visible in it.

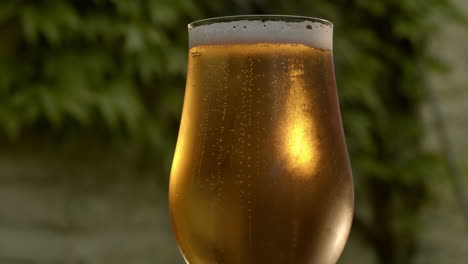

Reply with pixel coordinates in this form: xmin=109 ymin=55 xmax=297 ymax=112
xmin=170 ymin=16 xmax=353 ymax=264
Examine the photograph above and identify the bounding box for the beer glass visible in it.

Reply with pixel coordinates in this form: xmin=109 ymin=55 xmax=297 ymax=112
xmin=169 ymin=15 xmax=354 ymax=264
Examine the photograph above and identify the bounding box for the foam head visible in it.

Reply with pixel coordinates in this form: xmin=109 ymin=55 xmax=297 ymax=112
xmin=188 ymin=16 xmax=333 ymax=51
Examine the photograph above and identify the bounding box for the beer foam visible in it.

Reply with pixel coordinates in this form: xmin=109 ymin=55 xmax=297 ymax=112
xmin=189 ymin=19 xmax=332 ymax=50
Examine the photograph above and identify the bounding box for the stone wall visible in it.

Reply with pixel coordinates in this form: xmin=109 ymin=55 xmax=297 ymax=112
xmin=417 ymin=0 xmax=468 ymax=262
xmin=0 ymin=145 xmax=184 ymax=264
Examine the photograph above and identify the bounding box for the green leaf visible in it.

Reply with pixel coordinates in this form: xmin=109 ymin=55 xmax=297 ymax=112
xmin=38 ymin=87 xmax=62 ymax=126
xmin=125 ymin=24 xmax=145 ymax=53
xmin=19 ymin=6 xmax=39 ymax=44
xmin=40 ymin=17 xmax=61 ymax=45
xmin=149 ymin=1 xmax=179 ymax=27
xmin=0 ymin=109 xmax=21 ymax=139
xmin=97 ymin=92 xmax=119 ymax=129
xmin=61 ymin=98 xmax=91 ymax=125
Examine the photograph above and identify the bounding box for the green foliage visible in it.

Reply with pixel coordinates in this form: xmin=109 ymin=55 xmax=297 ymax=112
xmin=0 ymin=0 xmax=205 ymax=172
xmin=0 ymin=0 xmax=462 ymax=263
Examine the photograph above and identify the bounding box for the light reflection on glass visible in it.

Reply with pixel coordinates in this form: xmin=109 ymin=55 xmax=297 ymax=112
xmin=280 ymin=65 xmax=317 ymax=173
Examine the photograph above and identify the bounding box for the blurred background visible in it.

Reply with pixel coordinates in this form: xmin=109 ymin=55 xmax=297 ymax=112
xmin=0 ymin=0 xmax=467 ymax=263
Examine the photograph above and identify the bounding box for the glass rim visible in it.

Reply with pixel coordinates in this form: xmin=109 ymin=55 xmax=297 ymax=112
xmin=188 ymin=15 xmax=333 ymax=30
